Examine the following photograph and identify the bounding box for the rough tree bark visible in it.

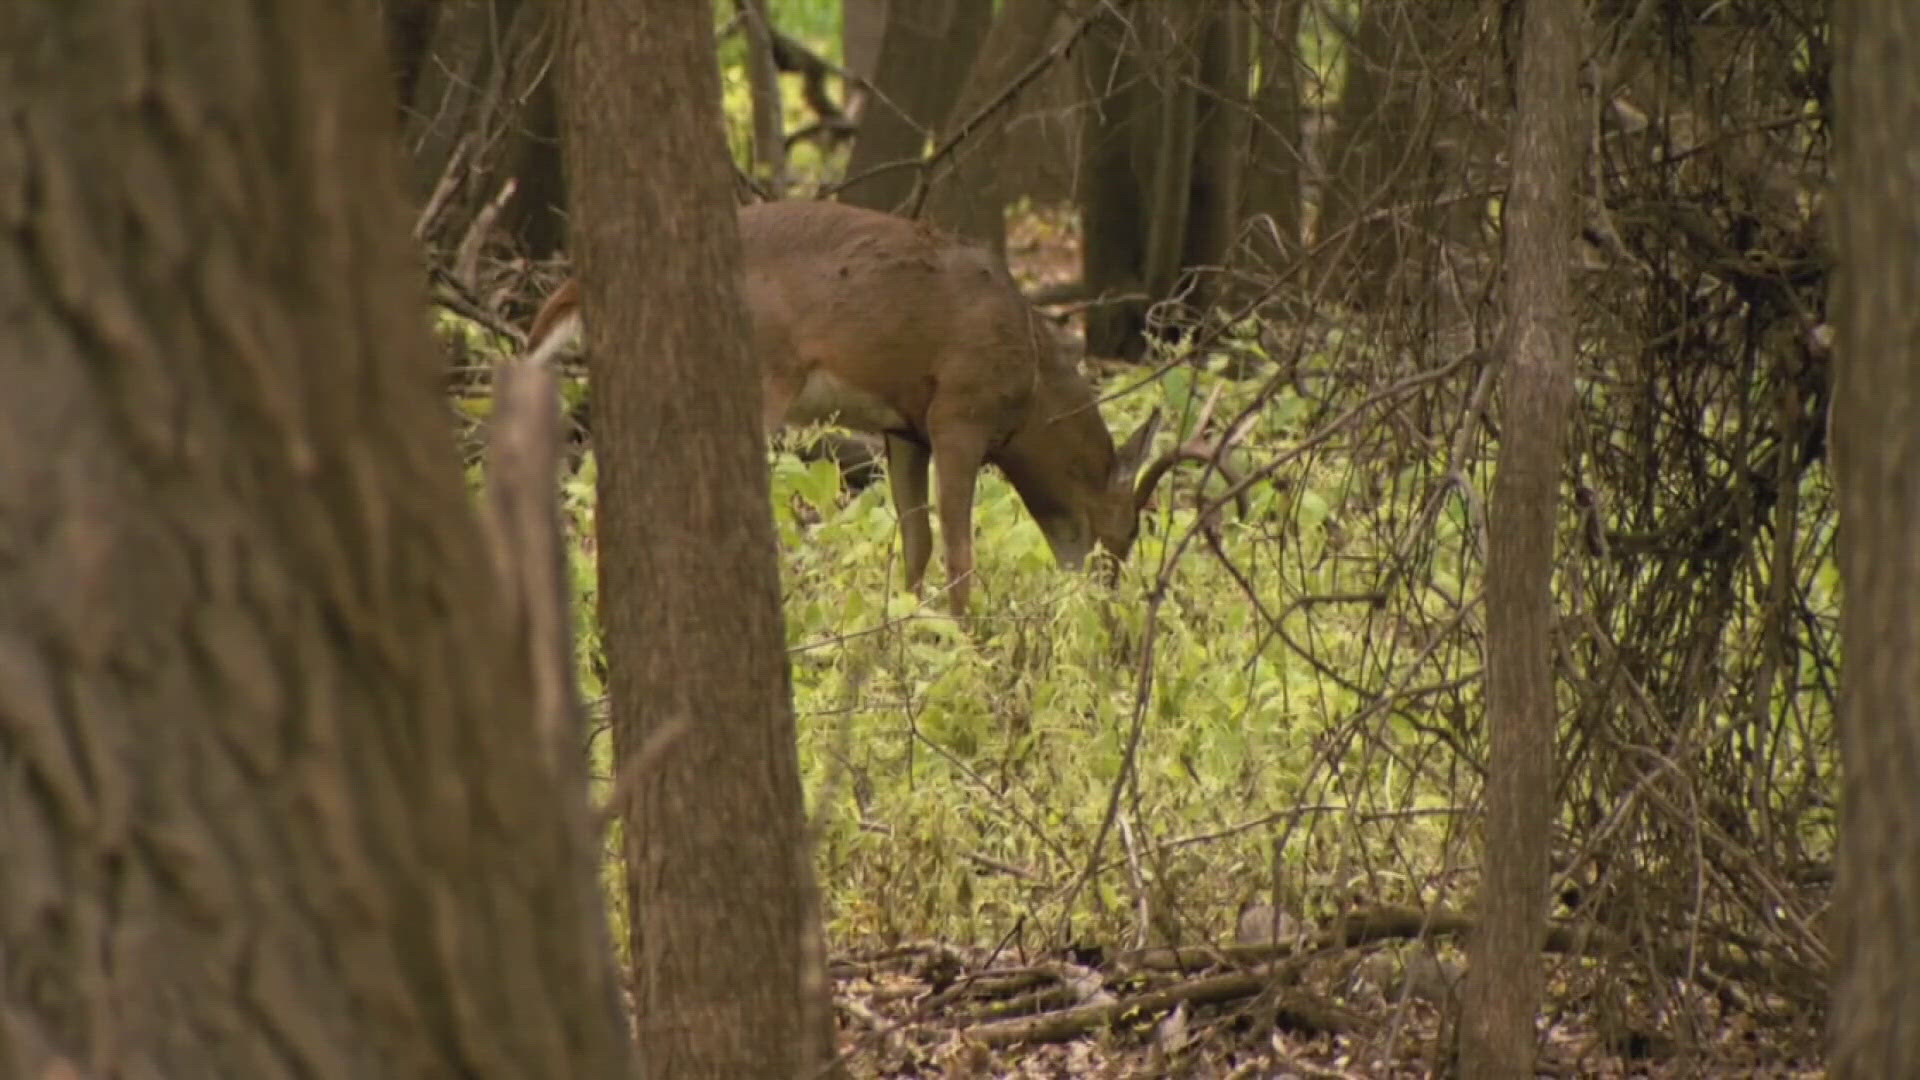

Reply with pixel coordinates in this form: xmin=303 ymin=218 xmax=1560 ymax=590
xmin=839 ymin=0 xmax=991 ymax=215
xmin=1458 ymin=0 xmax=1580 ymax=1075
xmin=557 ymin=0 xmax=837 ymax=1075
xmin=1829 ymin=0 xmax=1920 ymax=1071
xmin=0 ymin=2 xmax=634 ymax=1077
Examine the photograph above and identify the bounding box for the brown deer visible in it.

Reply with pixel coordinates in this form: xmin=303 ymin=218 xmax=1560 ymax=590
xmin=527 ymin=199 xmax=1213 ymax=615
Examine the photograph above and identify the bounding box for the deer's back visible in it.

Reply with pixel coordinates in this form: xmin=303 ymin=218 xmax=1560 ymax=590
xmin=740 ymin=201 xmax=1052 ymax=440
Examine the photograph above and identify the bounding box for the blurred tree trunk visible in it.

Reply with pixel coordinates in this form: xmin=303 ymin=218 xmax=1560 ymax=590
xmin=1079 ymin=2 xmax=1247 ymax=359
xmin=1078 ymin=10 xmax=1151 ymax=358
xmin=1243 ymin=0 xmax=1306 ymax=267
xmin=923 ymin=0 xmax=1061 ymax=252
xmin=1829 ymin=0 xmax=1920 ymax=1072
xmin=840 ymin=0 xmax=991 ymax=215
xmin=0 ymin=2 xmax=634 ymax=1077
xmin=1138 ymin=5 xmax=1203 ymax=313
xmin=1458 ymin=0 xmax=1580 ymax=1075
xmin=558 ymin=0 xmax=838 ymax=1075
xmin=844 ymin=0 xmax=888 ymax=92
xmin=1180 ymin=4 xmax=1249 ymax=316
xmin=381 ymin=0 xmax=439 ymax=109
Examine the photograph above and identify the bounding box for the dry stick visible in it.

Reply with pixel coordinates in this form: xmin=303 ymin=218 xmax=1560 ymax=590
xmin=429 ymin=265 xmax=527 ymax=349
xmin=1054 ymin=569 xmax=1165 ymax=938
xmin=414 ymin=134 xmax=472 ymax=241
xmin=484 ymin=359 xmax=577 ymax=772
xmin=481 ymin=358 xmax=633 ymax=1060
xmin=1048 ymin=374 xmax=1229 ymax=936
xmin=959 ymin=902 xmax=1637 ymax=1049
xmin=964 ymin=958 xmax=1358 ymax=1048
xmin=454 ymin=176 xmax=518 ymax=288
xmin=1088 ymin=118 xmax=1478 ymax=416
xmin=1172 ymin=348 xmax=1482 ymax=566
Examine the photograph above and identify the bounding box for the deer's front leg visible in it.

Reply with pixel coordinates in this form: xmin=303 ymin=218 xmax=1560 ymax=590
xmin=927 ymin=420 xmax=989 ymax=616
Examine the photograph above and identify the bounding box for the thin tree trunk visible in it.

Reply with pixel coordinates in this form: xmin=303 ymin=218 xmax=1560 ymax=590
xmin=1316 ymin=0 xmax=1461 ymax=308
xmin=557 ymin=0 xmax=837 ymax=1075
xmin=1458 ymin=0 xmax=1580 ymax=1075
xmin=508 ymin=74 xmax=569 ymax=258
xmin=1829 ymin=1 xmax=1920 ymax=1072
xmin=0 ymin=2 xmax=633 ymax=1076
xmin=738 ymin=0 xmax=789 ymax=194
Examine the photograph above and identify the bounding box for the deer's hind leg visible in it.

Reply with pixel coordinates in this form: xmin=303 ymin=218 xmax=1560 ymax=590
xmin=885 ymin=434 xmax=934 ymax=599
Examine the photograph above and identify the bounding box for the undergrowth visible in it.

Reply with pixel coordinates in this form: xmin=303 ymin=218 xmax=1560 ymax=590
xmin=506 ymin=346 xmax=1470 ymax=959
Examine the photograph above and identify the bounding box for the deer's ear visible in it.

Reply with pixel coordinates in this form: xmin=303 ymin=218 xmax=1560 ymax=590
xmin=1114 ymin=408 xmax=1164 ymax=480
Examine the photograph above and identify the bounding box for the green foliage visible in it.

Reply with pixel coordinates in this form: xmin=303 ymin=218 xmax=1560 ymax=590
xmin=767 ymin=0 xmax=839 ymax=45
xmin=763 ymin=364 xmax=1407 ymax=947
xmin=480 ymin=322 xmax=1839 ymax=960
xmin=478 ymin=332 xmax=1460 ymax=952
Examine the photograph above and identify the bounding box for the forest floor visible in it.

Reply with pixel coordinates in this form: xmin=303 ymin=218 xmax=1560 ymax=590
xmin=824 ymin=932 xmax=1826 ymax=1078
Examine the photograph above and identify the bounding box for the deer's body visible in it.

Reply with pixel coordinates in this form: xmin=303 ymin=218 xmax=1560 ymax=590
xmin=528 ymin=200 xmax=1163 ymax=614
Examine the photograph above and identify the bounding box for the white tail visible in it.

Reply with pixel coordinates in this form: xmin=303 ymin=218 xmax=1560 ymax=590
xmin=527 ymin=200 xmax=1215 ymax=615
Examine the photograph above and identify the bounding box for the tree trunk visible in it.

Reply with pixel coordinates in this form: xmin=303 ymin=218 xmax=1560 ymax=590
xmin=557 ymin=0 xmax=837 ymax=1076
xmin=403 ymin=0 xmax=568 ymax=260
xmin=1139 ymin=6 xmax=1202 ymax=310
xmin=1829 ymin=1 xmax=1920 ymax=1072
xmin=843 ymin=0 xmax=889 ymax=90
xmin=922 ymin=0 xmax=1062 ymax=252
xmin=840 ymin=0 xmax=991 ymax=215
xmin=1182 ymin=4 xmax=1249 ymax=315
xmin=1458 ymin=0 xmax=1580 ymax=1075
xmin=1078 ymin=11 xmax=1150 ymax=359
xmin=1077 ymin=2 xmax=1251 ymax=358
xmin=381 ymin=0 xmax=440 ymax=110
xmin=1243 ymin=0 xmax=1306 ymax=267
xmin=507 ymin=75 xmax=569 ymax=259
xmin=0 ymin=3 xmax=634 ymax=1077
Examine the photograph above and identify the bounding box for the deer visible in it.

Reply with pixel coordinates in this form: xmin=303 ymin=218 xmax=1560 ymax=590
xmin=526 ymin=199 xmax=1223 ymax=615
